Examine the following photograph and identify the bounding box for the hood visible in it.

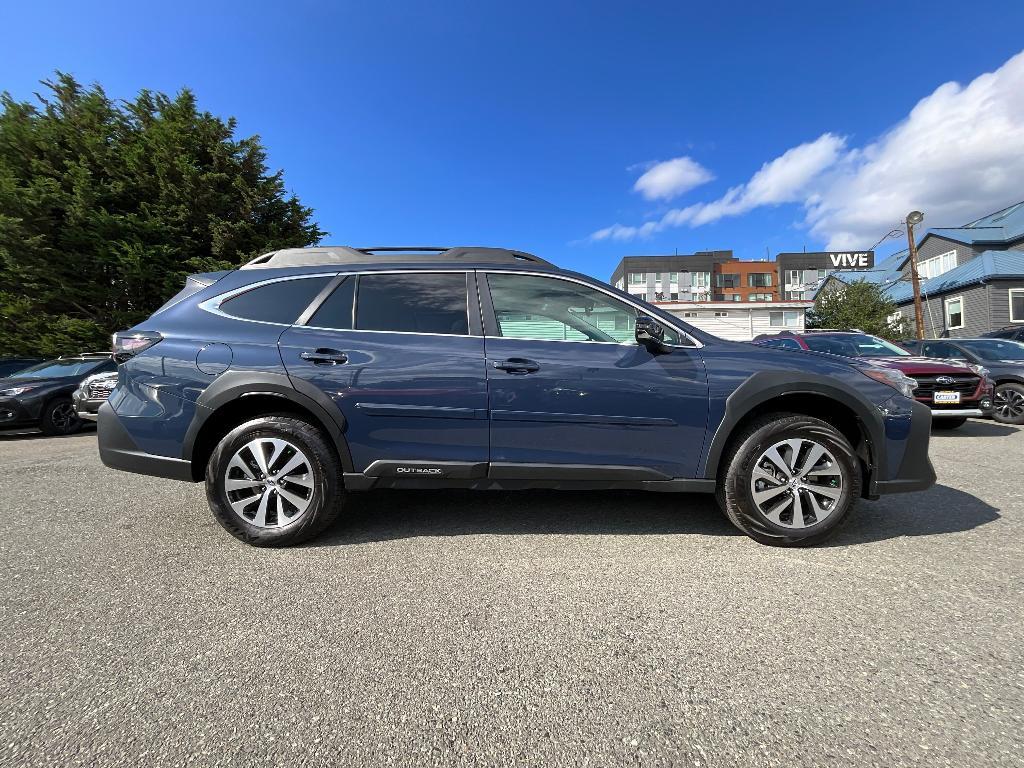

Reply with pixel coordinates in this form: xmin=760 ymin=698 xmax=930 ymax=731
xmin=870 ymin=356 xmax=978 ymax=375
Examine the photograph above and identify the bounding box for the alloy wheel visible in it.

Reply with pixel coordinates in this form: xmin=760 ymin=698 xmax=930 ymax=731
xmin=994 ymin=388 xmax=1024 ymax=420
xmin=223 ymin=438 xmax=315 ymax=528
xmin=51 ymin=401 xmax=78 ymax=432
xmin=749 ymin=438 xmax=844 ymax=529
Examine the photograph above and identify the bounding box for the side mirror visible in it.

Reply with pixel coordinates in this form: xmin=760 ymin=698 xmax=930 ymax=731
xmin=635 ymin=314 xmax=670 ymax=353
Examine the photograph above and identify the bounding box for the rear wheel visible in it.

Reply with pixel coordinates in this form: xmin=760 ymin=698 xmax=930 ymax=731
xmin=206 ymin=415 xmax=344 ymax=546
xmin=932 ymin=417 xmax=967 ymax=430
xmin=993 ymin=383 xmax=1024 ymax=425
xmin=717 ymin=413 xmax=860 ymax=547
xmin=40 ymin=397 xmax=82 ymax=436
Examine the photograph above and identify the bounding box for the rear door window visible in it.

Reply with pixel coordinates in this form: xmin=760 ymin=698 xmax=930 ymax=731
xmin=355 ymin=273 xmax=469 ymax=335
xmin=220 ymin=276 xmax=333 ymax=325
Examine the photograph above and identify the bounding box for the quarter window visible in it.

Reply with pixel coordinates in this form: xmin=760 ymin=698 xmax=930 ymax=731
xmin=487 ymin=273 xmax=680 ymax=345
xmin=220 ymin=276 xmax=332 ymax=325
xmin=355 ymin=273 xmax=468 ymax=335
xmin=944 ymin=296 xmax=964 ymax=330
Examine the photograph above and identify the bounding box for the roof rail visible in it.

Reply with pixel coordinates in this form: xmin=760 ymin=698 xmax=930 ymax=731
xmin=58 ymin=352 xmax=112 ymax=359
xmin=240 ymin=245 xmax=554 ymax=270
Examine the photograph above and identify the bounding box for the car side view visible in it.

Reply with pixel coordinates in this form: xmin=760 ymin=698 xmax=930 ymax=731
xmin=98 ymin=246 xmax=936 ymax=547
xmin=0 ymin=353 xmax=116 ymax=434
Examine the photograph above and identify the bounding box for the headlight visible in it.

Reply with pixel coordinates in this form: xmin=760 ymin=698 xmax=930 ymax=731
xmin=860 ymin=367 xmax=918 ymax=398
xmin=0 ymin=386 xmax=36 ymax=397
xmin=968 ymin=364 xmax=990 ymax=378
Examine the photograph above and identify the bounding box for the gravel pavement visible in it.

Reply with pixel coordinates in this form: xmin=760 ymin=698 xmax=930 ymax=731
xmin=2 ymin=421 xmax=1022 ymax=767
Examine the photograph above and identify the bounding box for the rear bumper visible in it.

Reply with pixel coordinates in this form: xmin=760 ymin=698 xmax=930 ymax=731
xmin=870 ymin=399 xmax=936 ymax=496
xmin=97 ymin=402 xmax=194 ymax=481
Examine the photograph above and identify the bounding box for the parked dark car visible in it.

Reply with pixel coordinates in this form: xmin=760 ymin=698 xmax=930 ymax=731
xmin=0 ymin=358 xmax=44 ymax=378
xmin=900 ymin=338 xmax=1024 ymax=424
xmin=753 ymin=331 xmax=993 ymax=430
xmin=98 ymin=246 xmax=935 ymax=549
xmin=0 ymin=354 xmax=116 ymax=434
xmin=73 ymin=370 xmax=119 ymax=422
xmin=983 ymin=325 xmax=1024 ymax=342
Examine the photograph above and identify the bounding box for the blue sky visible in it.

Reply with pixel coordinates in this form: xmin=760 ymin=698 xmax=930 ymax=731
xmin=3 ymin=1 xmax=1024 ymax=280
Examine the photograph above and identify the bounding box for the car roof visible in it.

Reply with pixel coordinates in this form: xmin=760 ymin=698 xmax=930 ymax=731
xmin=240 ymin=246 xmax=555 ymax=270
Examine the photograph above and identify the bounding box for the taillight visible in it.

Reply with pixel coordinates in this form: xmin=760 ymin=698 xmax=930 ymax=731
xmin=112 ymin=331 xmax=163 ymax=363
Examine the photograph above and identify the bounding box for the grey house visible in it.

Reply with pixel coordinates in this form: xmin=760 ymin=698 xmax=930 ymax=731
xmin=820 ymin=200 xmax=1024 ymax=337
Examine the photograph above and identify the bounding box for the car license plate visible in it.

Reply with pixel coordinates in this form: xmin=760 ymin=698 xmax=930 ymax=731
xmin=934 ymin=391 xmax=960 ymax=404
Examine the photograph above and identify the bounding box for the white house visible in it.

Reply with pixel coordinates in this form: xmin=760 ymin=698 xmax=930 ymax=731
xmin=659 ymin=301 xmax=810 ymax=341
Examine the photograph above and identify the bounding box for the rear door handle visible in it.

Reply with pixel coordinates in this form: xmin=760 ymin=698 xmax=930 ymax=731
xmin=300 ymin=348 xmax=349 ymax=365
xmin=492 ymin=358 xmax=540 ymax=374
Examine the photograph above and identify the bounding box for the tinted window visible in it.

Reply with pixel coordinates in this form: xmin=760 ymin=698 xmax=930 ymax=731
xmin=921 ymin=341 xmax=963 ymax=359
xmin=356 ymin=273 xmax=468 ymax=335
xmin=306 ymin=277 xmax=355 ymax=329
xmin=13 ymin=358 xmax=112 ymax=379
xmin=487 ymin=273 xmax=680 ymax=345
xmin=958 ymin=339 xmax=1024 ymax=361
xmin=221 ymin=276 xmax=332 ymax=325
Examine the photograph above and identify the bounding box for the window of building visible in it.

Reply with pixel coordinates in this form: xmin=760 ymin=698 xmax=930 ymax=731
xmin=714 ymin=273 xmax=740 ymax=288
xmin=785 ymin=291 xmax=806 ymax=301
xmin=669 ymin=272 xmax=678 ymax=284
xmin=787 ymin=270 xmax=801 ymax=285
xmin=748 ymin=273 xmax=773 ymax=288
xmin=615 ymin=278 xmax=624 ymax=290
xmin=714 ymin=311 xmax=729 ymax=317
xmin=692 ymin=271 xmax=711 ymax=288
xmin=628 ymin=272 xmax=646 ymax=285
xmin=748 ymin=293 xmax=773 ymax=302
xmin=770 ymin=311 xmax=801 ymax=327
xmin=220 ymin=276 xmax=333 ymax=325
xmin=356 ymin=273 xmax=468 ymax=335
xmin=920 ymin=250 xmax=957 ymax=280
xmin=487 ymin=273 xmax=680 ymax=345
xmin=670 ymin=292 xmax=679 ymax=301
xmin=306 ymin=277 xmax=355 ymax=329
xmin=682 ymin=311 xmax=698 ymax=318
xmin=944 ymin=295 xmax=964 ymax=330
xmin=1010 ymin=289 xmax=1024 ymax=323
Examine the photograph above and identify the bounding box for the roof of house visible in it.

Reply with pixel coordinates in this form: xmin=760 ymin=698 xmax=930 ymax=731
xmin=919 ymin=200 xmax=1024 ymax=247
xmin=886 ymin=249 xmax=1024 ymax=303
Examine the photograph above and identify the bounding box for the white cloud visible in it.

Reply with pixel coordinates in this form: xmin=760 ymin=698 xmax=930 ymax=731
xmin=632 ymin=156 xmax=714 ymax=201
xmin=588 ymin=49 xmax=1024 ymax=247
xmin=807 ymin=50 xmax=1024 ymax=249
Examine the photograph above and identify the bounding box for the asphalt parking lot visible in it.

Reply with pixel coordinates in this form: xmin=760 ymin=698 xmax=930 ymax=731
xmin=2 ymin=422 xmax=1023 ymax=767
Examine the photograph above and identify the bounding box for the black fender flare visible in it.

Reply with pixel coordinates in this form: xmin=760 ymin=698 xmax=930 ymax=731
xmin=700 ymin=371 xmax=886 ymax=481
xmin=182 ymin=370 xmax=354 ymax=473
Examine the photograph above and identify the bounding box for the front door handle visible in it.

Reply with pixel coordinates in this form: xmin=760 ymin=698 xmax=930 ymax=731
xmin=300 ymin=348 xmax=349 ymax=366
xmin=492 ymin=358 xmax=540 ymax=374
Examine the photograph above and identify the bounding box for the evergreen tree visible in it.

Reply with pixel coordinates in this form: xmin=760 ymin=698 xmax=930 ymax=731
xmin=0 ymin=73 xmax=325 ymax=356
xmin=807 ymin=280 xmax=906 ymax=340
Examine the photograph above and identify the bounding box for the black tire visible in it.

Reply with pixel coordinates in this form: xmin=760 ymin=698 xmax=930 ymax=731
xmin=932 ymin=417 xmax=967 ymax=430
xmin=39 ymin=397 xmax=82 ymax=436
xmin=993 ymin=383 xmax=1024 ymax=425
xmin=205 ymin=415 xmax=344 ymax=547
xmin=716 ymin=412 xmax=861 ymax=547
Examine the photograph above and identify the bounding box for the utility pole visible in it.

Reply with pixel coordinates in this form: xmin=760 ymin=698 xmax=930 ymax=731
xmin=905 ymin=210 xmax=926 ymax=339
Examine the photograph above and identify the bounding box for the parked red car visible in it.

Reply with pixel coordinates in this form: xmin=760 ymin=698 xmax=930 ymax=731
xmin=753 ymin=331 xmax=994 ymax=429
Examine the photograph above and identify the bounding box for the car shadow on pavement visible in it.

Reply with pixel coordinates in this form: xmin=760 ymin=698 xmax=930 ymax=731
xmin=826 ymin=484 xmax=999 ymax=546
xmin=311 ymin=489 xmax=738 ymax=546
xmin=311 ymin=483 xmax=999 ymax=548
xmin=0 ymin=426 xmax=96 ymax=441
xmin=933 ymin=420 xmax=1020 ymax=438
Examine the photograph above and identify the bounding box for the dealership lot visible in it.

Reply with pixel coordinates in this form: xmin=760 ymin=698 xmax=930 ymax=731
xmin=2 ymin=423 xmax=1023 ymax=767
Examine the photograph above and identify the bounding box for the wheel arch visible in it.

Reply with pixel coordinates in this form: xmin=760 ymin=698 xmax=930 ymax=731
xmin=184 ymin=371 xmax=353 ymax=482
xmin=702 ymin=374 xmax=882 ymax=496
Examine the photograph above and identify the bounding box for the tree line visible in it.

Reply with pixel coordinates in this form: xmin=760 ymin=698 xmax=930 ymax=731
xmin=0 ymin=73 xmax=325 ymax=357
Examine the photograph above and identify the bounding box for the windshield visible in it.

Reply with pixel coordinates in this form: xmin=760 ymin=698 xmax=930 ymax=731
xmin=802 ymin=333 xmax=909 ymax=358
xmin=12 ymin=358 xmax=110 ymax=379
xmin=959 ymin=339 xmax=1024 ymax=361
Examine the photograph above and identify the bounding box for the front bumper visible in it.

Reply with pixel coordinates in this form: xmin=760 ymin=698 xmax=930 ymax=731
xmin=97 ymin=402 xmax=194 ymax=481
xmin=0 ymin=397 xmax=40 ymax=428
xmin=870 ymin=399 xmax=936 ymax=496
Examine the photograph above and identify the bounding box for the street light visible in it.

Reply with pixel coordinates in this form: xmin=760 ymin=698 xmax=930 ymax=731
xmin=905 ymin=210 xmax=926 ymax=340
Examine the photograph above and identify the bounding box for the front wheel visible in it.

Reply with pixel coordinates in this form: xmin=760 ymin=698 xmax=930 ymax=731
xmin=717 ymin=413 xmax=861 ymax=547
xmin=40 ymin=397 xmax=82 ymax=436
xmin=205 ymin=415 xmax=344 ymax=546
xmin=993 ymin=383 xmax=1024 ymax=425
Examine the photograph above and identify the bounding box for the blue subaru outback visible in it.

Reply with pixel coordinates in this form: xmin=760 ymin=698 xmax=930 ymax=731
xmin=98 ymin=246 xmax=935 ymax=547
